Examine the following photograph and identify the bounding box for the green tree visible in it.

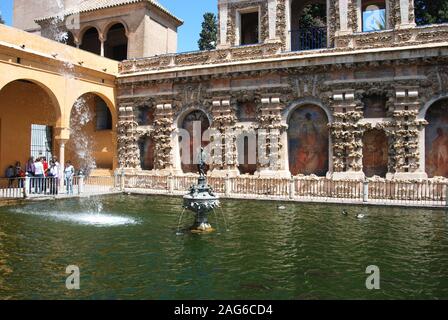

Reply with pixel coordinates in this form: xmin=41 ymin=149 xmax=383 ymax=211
xmin=198 ymin=12 xmax=217 ymax=51
xmin=414 ymin=0 xmax=448 ymax=25
xmin=298 ymin=3 xmax=326 ymax=28
xmin=0 ymin=13 xmax=5 ymax=24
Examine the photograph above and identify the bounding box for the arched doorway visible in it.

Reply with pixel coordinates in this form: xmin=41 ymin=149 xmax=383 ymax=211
xmin=425 ymin=99 xmax=448 ymax=178
xmin=288 ymin=104 xmax=329 ymax=176
xmin=290 ymin=0 xmax=327 ymax=51
xmin=65 ymin=31 xmax=76 ymax=47
xmin=179 ymin=110 xmax=210 ymax=173
xmin=0 ymin=80 xmax=60 ymax=174
xmin=362 ymin=129 xmax=388 ymax=177
xmin=66 ymin=93 xmax=114 ymax=175
xmin=139 ymin=136 xmax=155 ymax=171
xmin=80 ymin=27 xmax=101 ymax=55
xmin=237 ymin=133 xmax=258 ymax=175
xmin=104 ymin=23 xmax=128 ymax=61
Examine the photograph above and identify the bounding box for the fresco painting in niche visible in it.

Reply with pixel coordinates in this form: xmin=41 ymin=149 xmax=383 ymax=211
xmin=237 ymin=101 xmax=257 ymax=122
xmin=362 ymin=129 xmax=388 ymax=177
xmin=288 ymin=105 xmax=329 ymax=176
xmin=180 ymin=110 xmax=210 ymax=173
xmin=139 ymin=137 xmax=155 ymax=170
xmin=425 ymin=102 xmax=448 ymax=178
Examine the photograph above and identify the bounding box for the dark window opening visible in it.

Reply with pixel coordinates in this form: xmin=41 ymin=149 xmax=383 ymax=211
xmin=291 ymin=0 xmax=327 ymax=51
xmin=240 ymin=12 xmax=259 ymax=45
xmin=362 ymin=94 xmax=388 ymax=118
xmin=80 ymin=27 xmax=101 ymax=55
xmin=95 ymin=97 xmax=112 ymax=130
xmin=136 ymin=106 xmax=155 ymax=126
xmin=105 ymin=24 xmax=128 ymax=61
xmin=362 ymin=0 xmax=386 ymax=32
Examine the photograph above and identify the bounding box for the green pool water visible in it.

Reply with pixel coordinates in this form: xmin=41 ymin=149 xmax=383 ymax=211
xmin=0 ymin=195 xmax=447 ymax=300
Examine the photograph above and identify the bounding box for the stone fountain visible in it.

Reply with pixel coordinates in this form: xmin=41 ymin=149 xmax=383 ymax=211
xmin=183 ymin=148 xmax=220 ymax=233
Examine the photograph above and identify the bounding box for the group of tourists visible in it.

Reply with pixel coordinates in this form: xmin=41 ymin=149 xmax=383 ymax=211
xmin=4 ymin=156 xmax=76 ymax=195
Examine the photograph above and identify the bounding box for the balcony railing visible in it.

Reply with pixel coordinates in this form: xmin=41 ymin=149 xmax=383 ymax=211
xmin=291 ymin=27 xmax=328 ymax=51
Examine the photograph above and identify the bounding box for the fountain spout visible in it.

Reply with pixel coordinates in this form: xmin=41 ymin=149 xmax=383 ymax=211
xmin=183 ymin=148 xmax=219 ymax=233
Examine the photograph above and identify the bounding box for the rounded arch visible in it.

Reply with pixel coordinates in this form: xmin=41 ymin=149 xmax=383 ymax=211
xmin=68 ymin=91 xmax=117 ymax=126
xmin=287 ymin=102 xmax=330 ymax=176
xmin=66 ymin=92 xmax=116 ymax=173
xmin=176 ymin=108 xmax=212 ymax=174
xmin=419 ymin=94 xmax=448 ymax=119
xmin=102 ymin=20 xmax=130 ymax=40
xmin=175 ymin=106 xmax=213 ymax=129
xmin=283 ymin=98 xmax=333 ymax=123
xmin=104 ymin=22 xmax=128 ymax=61
xmin=0 ymin=78 xmax=62 ymax=124
xmin=65 ymin=30 xmax=76 ymax=47
xmin=79 ymin=26 xmax=101 ymax=55
xmin=0 ymin=79 xmax=63 ymax=173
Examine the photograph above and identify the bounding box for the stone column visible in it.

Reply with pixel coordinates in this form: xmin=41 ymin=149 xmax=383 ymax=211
xmin=99 ymin=35 xmax=105 ymax=57
xmin=389 ymin=88 xmax=428 ymax=179
xmin=153 ymin=103 xmax=176 ymax=175
xmin=330 ymin=91 xmax=365 ymax=180
xmin=117 ymin=104 xmax=140 ymax=171
xmin=398 ymin=0 xmax=416 ymax=29
xmin=54 ymin=127 xmax=70 ymax=188
xmin=209 ymin=98 xmax=239 ymax=177
xmin=256 ymin=96 xmax=289 ymax=178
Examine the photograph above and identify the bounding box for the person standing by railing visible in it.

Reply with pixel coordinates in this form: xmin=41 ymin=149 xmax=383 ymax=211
xmin=15 ymin=161 xmax=25 ymax=188
xmin=48 ymin=160 xmax=59 ymax=195
xmin=25 ymin=157 xmax=35 ymax=193
xmin=64 ymin=160 xmax=75 ymax=195
xmin=34 ymin=158 xmax=45 ymax=194
xmin=5 ymin=165 xmax=15 ymax=187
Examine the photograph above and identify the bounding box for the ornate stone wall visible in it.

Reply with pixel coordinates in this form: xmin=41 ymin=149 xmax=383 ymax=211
xmin=117 ymin=47 xmax=448 ymax=180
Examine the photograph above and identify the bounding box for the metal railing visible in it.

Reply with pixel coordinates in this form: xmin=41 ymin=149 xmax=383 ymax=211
xmin=0 ymin=175 xmax=119 ymax=199
xmin=121 ymin=174 xmax=448 ymax=208
xmin=2 ymin=173 xmax=447 ymax=208
xmin=291 ymin=27 xmax=328 ymax=51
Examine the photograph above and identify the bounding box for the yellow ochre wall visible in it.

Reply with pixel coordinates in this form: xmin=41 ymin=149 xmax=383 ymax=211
xmin=0 ymin=24 xmax=119 ymax=176
xmin=0 ymin=81 xmax=57 ymax=173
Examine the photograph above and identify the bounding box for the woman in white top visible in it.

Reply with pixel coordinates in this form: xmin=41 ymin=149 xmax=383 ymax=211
xmin=34 ymin=158 xmax=45 ymax=194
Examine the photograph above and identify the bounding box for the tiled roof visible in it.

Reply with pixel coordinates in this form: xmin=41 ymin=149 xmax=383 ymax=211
xmin=35 ymin=0 xmax=183 ymax=24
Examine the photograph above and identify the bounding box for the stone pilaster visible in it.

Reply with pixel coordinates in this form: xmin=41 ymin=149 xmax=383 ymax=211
xmin=397 ymin=0 xmax=416 ymax=29
xmin=209 ymin=98 xmax=239 ymax=177
xmin=117 ymin=104 xmax=140 ymax=170
xmin=389 ymin=88 xmax=427 ymax=179
xmin=153 ymin=103 xmax=175 ymax=173
xmin=330 ymin=90 xmax=365 ymax=180
xmin=256 ymin=96 xmax=289 ymax=178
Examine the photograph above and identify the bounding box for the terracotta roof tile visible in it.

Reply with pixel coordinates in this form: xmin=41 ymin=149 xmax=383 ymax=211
xmin=35 ymin=0 xmax=183 ymax=25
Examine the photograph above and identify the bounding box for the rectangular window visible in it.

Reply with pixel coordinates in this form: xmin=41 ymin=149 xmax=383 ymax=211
xmin=30 ymin=124 xmax=53 ymax=160
xmin=362 ymin=1 xmax=386 ymax=32
xmin=240 ymin=11 xmax=259 ymax=45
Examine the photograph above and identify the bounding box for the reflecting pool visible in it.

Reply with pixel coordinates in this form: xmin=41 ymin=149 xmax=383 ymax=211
xmin=0 ymin=195 xmax=447 ymax=299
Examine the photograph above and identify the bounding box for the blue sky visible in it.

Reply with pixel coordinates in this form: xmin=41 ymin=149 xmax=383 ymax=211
xmin=0 ymin=0 xmax=217 ymax=52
